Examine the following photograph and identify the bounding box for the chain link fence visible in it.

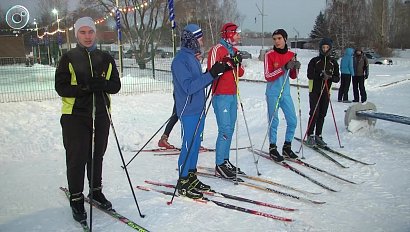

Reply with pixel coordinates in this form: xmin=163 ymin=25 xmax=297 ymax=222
xmin=0 ymin=55 xmax=173 ymax=103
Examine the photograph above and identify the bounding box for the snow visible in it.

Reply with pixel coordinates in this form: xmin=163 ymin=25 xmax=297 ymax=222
xmin=1 ymin=48 xmax=410 ymax=232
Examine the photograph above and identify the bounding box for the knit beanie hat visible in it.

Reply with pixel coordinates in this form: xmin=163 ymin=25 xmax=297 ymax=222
xmin=74 ymin=17 xmax=96 ymax=38
xmin=181 ymin=25 xmax=201 ymax=54
xmin=272 ymin=29 xmax=288 ymax=41
xmin=184 ymin=24 xmax=203 ymax=39
xmin=319 ymin=37 xmax=333 ymax=49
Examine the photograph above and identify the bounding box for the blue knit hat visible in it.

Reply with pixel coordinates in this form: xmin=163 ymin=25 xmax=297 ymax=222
xmin=184 ymin=24 xmax=203 ymax=39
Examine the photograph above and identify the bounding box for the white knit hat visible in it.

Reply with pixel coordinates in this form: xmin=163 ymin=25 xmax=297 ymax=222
xmin=74 ymin=17 xmax=96 ymax=38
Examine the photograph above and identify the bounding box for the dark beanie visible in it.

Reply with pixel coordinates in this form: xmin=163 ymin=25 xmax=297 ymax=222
xmin=319 ymin=38 xmax=333 ymax=49
xmin=272 ymin=29 xmax=288 ymax=41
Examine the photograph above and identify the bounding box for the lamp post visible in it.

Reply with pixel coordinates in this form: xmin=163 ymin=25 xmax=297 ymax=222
xmin=34 ymin=19 xmax=41 ymax=64
xmin=52 ymin=9 xmax=62 ymax=64
xmin=52 ymin=9 xmax=60 ymax=31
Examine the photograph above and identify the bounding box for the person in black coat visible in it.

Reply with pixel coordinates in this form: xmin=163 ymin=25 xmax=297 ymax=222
xmin=352 ymin=48 xmax=369 ymax=103
xmin=55 ymin=17 xmax=121 ymax=223
xmin=305 ymin=38 xmax=340 ymax=146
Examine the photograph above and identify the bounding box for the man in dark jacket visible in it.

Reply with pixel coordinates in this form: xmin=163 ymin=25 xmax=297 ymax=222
xmin=306 ymin=38 xmax=340 ymax=147
xmin=352 ymin=48 xmax=369 ymax=103
xmin=55 ymin=17 xmax=121 ymax=223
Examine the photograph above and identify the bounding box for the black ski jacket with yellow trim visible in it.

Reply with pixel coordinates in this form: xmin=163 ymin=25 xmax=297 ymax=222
xmin=55 ymin=45 xmax=121 ymax=117
xmin=307 ymin=54 xmax=340 ymax=94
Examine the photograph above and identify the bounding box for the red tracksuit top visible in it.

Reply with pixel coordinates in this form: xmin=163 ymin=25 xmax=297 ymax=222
xmin=207 ymin=44 xmax=244 ymax=95
xmin=264 ymin=49 xmax=297 ymax=82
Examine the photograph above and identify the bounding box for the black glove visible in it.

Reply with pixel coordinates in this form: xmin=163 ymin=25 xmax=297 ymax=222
xmin=231 ymin=52 xmax=243 ymax=66
xmin=88 ymin=77 xmax=107 ymax=92
xmin=209 ymin=62 xmax=227 ymax=78
xmin=364 ymin=75 xmax=368 ymax=80
xmin=321 ymin=71 xmax=331 ymax=80
xmin=285 ymin=60 xmax=301 ymax=70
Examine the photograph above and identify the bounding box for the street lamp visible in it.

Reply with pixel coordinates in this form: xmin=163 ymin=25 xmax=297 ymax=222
xmin=52 ymin=9 xmax=59 ymax=30
xmin=34 ymin=19 xmax=41 ymax=64
xmin=52 ymin=8 xmax=61 ymax=64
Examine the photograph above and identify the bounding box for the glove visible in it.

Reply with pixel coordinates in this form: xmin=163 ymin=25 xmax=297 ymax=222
xmin=231 ymin=52 xmax=243 ymax=66
xmin=209 ymin=62 xmax=227 ymax=78
xmin=285 ymin=60 xmax=301 ymax=70
xmin=364 ymin=75 xmax=368 ymax=80
xmin=88 ymin=77 xmax=107 ymax=92
xmin=321 ymin=71 xmax=331 ymax=80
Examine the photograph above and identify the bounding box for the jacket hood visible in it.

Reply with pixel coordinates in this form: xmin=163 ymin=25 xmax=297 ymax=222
xmin=343 ymin=48 xmax=354 ymax=57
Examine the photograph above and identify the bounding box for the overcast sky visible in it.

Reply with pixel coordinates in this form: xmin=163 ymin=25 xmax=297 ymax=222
xmin=236 ymin=0 xmax=327 ymax=38
xmin=1 ymin=0 xmax=326 ymax=38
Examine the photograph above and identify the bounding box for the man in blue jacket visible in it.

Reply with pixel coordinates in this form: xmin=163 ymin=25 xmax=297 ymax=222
xmin=338 ymin=47 xmax=354 ymax=103
xmin=172 ymin=24 xmax=229 ymax=199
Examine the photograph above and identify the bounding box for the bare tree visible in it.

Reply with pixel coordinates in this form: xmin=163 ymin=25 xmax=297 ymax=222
xmin=37 ymin=0 xmax=69 ymax=27
xmin=90 ymin=0 xmax=168 ymax=68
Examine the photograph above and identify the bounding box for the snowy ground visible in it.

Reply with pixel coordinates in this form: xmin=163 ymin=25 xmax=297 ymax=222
xmin=1 ymin=48 xmax=410 ymax=232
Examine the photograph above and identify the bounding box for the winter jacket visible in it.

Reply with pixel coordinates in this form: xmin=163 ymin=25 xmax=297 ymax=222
xmin=207 ymin=43 xmax=244 ymax=95
xmin=307 ymin=54 xmax=340 ymax=94
xmin=55 ymin=45 xmax=121 ymax=117
xmin=353 ymin=53 xmax=369 ymax=77
xmin=264 ymin=49 xmax=297 ymax=96
xmin=172 ymin=47 xmax=214 ymax=117
xmin=340 ymin=48 xmax=355 ymax=75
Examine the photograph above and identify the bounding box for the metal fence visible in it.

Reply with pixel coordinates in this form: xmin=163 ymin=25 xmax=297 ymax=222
xmin=0 ymin=56 xmax=173 ymax=103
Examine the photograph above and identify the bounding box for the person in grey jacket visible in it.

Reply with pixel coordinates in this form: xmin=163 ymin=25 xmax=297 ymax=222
xmin=338 ymin=48 xmax=355 ymax=103
xmin=352 ymin=48 xmax=369 ymax=103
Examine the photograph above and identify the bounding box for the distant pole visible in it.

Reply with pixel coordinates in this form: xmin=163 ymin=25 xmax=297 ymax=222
xmin=115 ymin=0 xmax=123 ymax=78
xmin=256 ymin=0 xmax=266 ymax=49
xmin=293 ymin=27 xmax=300 ymax=49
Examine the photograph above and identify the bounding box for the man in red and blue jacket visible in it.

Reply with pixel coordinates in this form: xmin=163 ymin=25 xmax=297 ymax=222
xmin=264 ymin=29 xmax=300 ymax=162
xmin=207 ymin=22 xmax=245 ymax=179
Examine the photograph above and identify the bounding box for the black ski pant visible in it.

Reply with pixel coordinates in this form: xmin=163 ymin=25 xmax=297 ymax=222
xmin=164 ymin=102 xmax=178 ymax=136
xmin=352 ymin=75 xmax=367 ymax=103
xmin=60 ymin=114 xmax=110 ymax=195
xmin=307 ymin=90 xmax=330 ymax=136
xmin=338 ymin=74 xmax=351 ymax=101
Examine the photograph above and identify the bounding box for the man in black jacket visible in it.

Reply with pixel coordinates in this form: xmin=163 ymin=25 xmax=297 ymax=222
xmin=352 ymin=48 xmax=369 ymax=103
xmin=306 ymin=38 xmax=340 ymax=147
xmin=55 ymin=16 xmax=121 ymax=223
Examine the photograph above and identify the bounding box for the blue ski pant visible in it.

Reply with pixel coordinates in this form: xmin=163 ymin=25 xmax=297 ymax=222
xmin=178 ymin=114 xmax=205 ymax=178
xmin=266 ymin=94 xmax=297 ymax=145
xmin=212 ymin=95 xmax=237 ymax=165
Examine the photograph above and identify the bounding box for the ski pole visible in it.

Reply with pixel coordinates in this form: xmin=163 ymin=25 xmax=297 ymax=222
xmin=292 ymin=53 xmax=305 ymax=159
xmin=124 ymin=115 xmax=173 ymax=168
xmin=89 ymin=93 xmax=96 ymax=232
xmin=260 ymin=69 xmax=290 ymax=152
xmin=324 ymin=81 xmax=344 ymax=148
xmin=295 ymin=64 xmax=305 ymax=158
xmin=102 ymin=94 xmax=145 ymax=218
xmin=232 ymin=65 xmax=261 ymax=176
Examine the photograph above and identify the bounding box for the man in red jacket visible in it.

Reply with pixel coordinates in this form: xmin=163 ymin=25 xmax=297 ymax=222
xmin=207 ymin=22 xmax=245 ymax=179
xmin=264 ymin=29 xmax=300 ymax=162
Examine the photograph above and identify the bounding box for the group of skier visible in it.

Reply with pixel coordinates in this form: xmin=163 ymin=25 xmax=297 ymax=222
xmin=54 ymin=15 xmax=357 ymax=224
xmin=158 ymin=23 xmax=344 ymax=199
